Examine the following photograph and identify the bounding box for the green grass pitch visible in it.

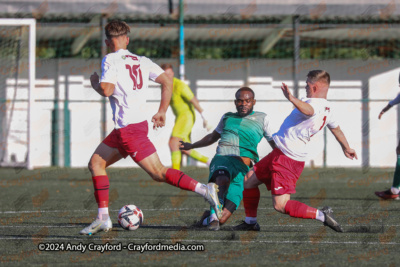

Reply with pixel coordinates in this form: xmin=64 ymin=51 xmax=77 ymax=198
xmin=0 ymin=166 xmax=399 ymax=266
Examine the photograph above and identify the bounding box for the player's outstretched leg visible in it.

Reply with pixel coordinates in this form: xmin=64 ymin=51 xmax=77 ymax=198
xmin=278 ymin=196 xmax=343 ymax=233
xmin=80 ymin=175 xmax=113 ymax=235
xmin=138 ymin=153 xmax=222 ymax=219
xmin=80 ymin=143 xmax=122 ymax=235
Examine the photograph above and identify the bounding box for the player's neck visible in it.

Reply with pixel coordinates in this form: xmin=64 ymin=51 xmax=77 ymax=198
xmin=309 ymin=94 xmax=327 ymax=99
xmin=308 ymin=89 xmax=328 ymax=99
xmin=109 ymin=39 xmax=128 ymax=52
xmin=111 ymin=45 xmax=127 ymax=52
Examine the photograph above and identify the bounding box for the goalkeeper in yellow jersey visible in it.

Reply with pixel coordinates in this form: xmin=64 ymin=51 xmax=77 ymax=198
xmin=161 ymin=64 xmax=211 ymax=170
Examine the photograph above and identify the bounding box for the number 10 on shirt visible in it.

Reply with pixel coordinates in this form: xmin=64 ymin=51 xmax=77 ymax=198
xmin=125 ymin=64 xmax=143 ymax=90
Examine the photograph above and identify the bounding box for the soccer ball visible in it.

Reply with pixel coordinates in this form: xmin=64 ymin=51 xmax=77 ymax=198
xmin=118 ymin=205 xmax=144 ymax=230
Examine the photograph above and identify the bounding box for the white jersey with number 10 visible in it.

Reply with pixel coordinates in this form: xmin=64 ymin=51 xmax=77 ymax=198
xmin=100 ymin=49 xmax=164 ymax=129
xmin=272 ymin=98 xmax=338 ymax=162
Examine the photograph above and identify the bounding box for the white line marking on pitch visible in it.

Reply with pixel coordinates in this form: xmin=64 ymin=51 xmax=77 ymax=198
xmin=0 ymin=208 xmax=270 ymax=214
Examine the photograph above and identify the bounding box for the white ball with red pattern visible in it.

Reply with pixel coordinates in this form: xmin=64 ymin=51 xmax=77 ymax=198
xmin=118 ymin=205 xmax=144 ymax=230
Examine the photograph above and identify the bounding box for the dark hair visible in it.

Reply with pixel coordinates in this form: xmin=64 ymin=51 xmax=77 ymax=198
xmin=161 ymin=63 xmax=173 ymax=71
xmin=235 ymin=87 xmax=255 ymax=99
xmin=307 ymin=70 xmax=330 ymax=85
xmin=105 ymin=20 xmax=130 ymax=40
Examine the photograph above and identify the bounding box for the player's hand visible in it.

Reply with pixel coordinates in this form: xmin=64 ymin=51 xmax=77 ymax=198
xmin=90 ymin=72 xmax=100 ymax=88
xmin=378 ymin=111 xmax=384 ymax=119
xmin=201 ymin=112 xmax=212 ymax=131
xmin=151 ymin=112 xmax=166 ymax=130
xmin=281 ymin=83 xmax=293 ymax=101
xmin=179 ymin=141 xmax=193 ymax=151
xmin=344 ymin=148 xmax=358 ymax=160
xmin=203 ymin=120 xmax=212 ymax=131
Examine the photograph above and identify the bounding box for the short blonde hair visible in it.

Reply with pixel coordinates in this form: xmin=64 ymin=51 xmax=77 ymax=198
xmin=307 ymin=70 xmax=330 ymax=85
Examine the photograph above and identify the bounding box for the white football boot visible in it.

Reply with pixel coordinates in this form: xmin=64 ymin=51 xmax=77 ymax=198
xmin=79 ymin=217 xmax=112 ymax=235
xmin=204 ymin=183 xmax=222 ymax=220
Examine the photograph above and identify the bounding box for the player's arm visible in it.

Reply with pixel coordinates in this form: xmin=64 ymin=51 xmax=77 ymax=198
xmin=180 ymin=130 xmax=221 ymax=151
xmin=379 ymin=93 xmax=400 ymax=119
xmin=189 ymin=96 xmax=204 ymax=113
xmin=90 ymin=72 xmax=115 ymax=97
xmin=181 ymin=82 xmax=211 ymax=131
xmin=152 ymin=72 xmax=173 ymax=129
xmin=281 ymin=82 xmax=314 ymax=116
xmin=155 ymin=72 xmax=172 ymax=113
xmin=379 ymin=104 xmax=393 ymax=119
xmin=189 ymin=96 xmax=212 ymax=131
xmin=329 ymin=126 xmax=358 ymax=160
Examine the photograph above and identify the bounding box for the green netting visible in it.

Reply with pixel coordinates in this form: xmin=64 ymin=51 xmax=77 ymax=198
xmin=1 ymin=13 xmax=400 ymax=60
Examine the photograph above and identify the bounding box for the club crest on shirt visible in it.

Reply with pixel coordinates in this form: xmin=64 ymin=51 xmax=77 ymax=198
xmin=325 ymin=107 xmax=330 ymax=112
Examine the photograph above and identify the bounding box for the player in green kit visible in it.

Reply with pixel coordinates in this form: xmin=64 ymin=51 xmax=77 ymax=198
xmin=161 ymin=64 xmax=211 ymax=170
xmin=180 ymin=87 xmax=275 ymax=230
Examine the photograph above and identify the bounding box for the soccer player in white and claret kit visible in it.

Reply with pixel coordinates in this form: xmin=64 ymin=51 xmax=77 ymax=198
xmin=80 ymin=20 xmax=221 ymax=235
xmin=234 ymin=70 xmax=358 ymax=232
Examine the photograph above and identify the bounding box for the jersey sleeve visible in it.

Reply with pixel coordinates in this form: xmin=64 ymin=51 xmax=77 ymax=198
xmin=100 ymin=56 xmax=117 ymax=84
xmin=262 ymin=114 xmax=274 ymax=141
xmin=304 ymin=98 xmax=317 ymax=116
xmin=179 ymin=81 xmax=195 ymax=102
xmin=215 ymin=114 xmax=226 ymax=134
xmin=389 ymin=93 xmax=400 ymax=106
xmin=143 ymin=57 xmax=164 ymax=81
xmin=327 ymin=110 xmax=339 ymax=129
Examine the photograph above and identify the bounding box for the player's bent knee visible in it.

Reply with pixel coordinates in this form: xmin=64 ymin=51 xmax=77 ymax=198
xmin=150 ymin=166 xmax=168 ymax=183
xmin=273 ymin=202 xmax=286 ymax=214
xmin=150 ymin=172 xmax=164 ymax=182
xmin=243 ymin=170 xmax=258 ymax=189
xmin=88 ymin=158 xmax=105 ymax=174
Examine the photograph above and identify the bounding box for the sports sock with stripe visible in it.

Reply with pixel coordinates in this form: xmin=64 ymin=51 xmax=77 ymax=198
xmin=165 ymin=168 xmax=198 ymax=192
xmin=284 ymin=200 xmax=317 ymax=219
xmin=92 ymin=175 xmax=109 ymax=220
